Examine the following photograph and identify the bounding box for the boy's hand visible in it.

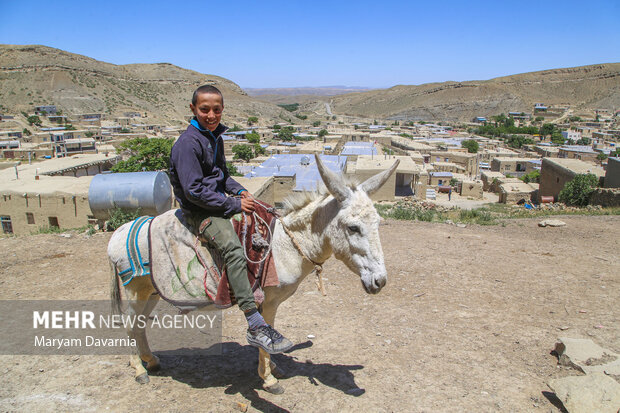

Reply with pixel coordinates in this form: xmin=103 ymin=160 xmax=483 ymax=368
xmin=241 ymin=197 xmax=255 ymax=213
xmin=240 ymin=190 xmax=254 ymax=200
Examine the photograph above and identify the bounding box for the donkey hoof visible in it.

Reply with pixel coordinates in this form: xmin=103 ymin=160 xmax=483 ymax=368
xmin=146 ymin=363 xmax=161 ymax=373
xmin=135 ymin=373 xmax=150 ymax=384
xmin=263 ymin=382 xmax=285 ymax=394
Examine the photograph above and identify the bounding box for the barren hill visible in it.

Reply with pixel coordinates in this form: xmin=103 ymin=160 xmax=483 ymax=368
xmin=0 ymin=45 xmax=291 ymax=126
xmin=328 ymin=63 xmax=620 ymax=121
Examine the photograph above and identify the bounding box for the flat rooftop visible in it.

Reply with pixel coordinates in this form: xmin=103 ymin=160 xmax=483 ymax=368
xmin=354 ymin=155 xmax=420 ymax=174
xmin=543 ymin=158 xmax=605 ymax=177
xmin=0 ymin=154 xmax=120 ymax=196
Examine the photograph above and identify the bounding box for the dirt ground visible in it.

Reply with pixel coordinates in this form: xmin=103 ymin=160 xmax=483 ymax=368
xmin=0 ymin=215 xmax=618 ymax=412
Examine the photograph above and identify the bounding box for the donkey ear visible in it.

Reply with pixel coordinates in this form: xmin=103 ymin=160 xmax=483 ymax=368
xmin=360 ymin=159 xmax=400 ymax=196
xmin=314 ymin=154 xmax=350 ymax=202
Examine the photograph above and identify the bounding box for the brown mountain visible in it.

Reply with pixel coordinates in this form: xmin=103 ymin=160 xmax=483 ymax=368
xmin=328 ymin=63 xmax=620 ymax=121
xmin=0 ymin=44 xmax=291 ymax=126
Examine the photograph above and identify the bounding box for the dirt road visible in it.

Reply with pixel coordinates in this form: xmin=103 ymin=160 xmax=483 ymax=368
xmin=0 ymin=215 xmax=618 ymax=412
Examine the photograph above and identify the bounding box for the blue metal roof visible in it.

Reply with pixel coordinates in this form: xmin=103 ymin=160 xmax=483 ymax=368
xmin=244 ymin=154 xmax=347 ymax=191
xmin=340 ymin=141 xmax=378 ymax=156
xmin=430 ymin=172 xmax=453 ymax=177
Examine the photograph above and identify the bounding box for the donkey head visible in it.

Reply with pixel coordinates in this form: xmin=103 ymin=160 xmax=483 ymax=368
xmin=315 ymin=154 xmax=399 ymax=294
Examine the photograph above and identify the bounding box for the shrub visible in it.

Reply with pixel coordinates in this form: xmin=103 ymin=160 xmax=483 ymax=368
xmin=107 ymin=207 xmax=143 ymax=231
xmin=461 ymin=139 xmax=479 ymax=153
xmin=520 ymin=170 xmax=540 ymax=184
xmin=559 ymin=174 xmax=599 ymax=206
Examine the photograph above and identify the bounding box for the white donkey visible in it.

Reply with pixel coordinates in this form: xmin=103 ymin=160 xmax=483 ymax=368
xmin=108 ymin=154 xmax=399 ymax=393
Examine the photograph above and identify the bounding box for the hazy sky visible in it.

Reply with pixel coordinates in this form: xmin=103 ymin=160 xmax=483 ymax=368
xmin=1 ymin=0 xmax=619 ymax=88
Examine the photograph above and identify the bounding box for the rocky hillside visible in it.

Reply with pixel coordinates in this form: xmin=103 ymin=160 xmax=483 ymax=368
xmin=0 ymin=44 xmax=291 ymax=126
xmin=328 ymin=63 xmax=620 ymax=121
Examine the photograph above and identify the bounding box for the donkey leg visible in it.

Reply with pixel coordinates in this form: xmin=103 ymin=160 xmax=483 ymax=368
xmin=126 ymin=298 xmax=149 ymax=383
xmin=125 ymin=279 xmax=156 ymax=383
xmin=257 ymin=303 xmax=285 ymax=394
xmin=136 ymin=291 xmax=160 ymax=372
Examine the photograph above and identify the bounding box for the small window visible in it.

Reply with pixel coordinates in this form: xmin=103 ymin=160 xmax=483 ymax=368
xmin=26 ymin=212 xmax=35 ymax=225
xmin=48 ymin=217 xmax=59 ymax=228
xmin=1 ymin=216 xmax=13 ymax=234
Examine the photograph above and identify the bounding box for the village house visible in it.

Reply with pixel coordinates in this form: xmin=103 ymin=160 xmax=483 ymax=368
xmin=558 ymin=145 xmax=598 ymax=163
xmin=561 ymin=130 xmax=582 ymax=141
xmin=460 ymin=180 xmax=483 ymax=199
xmin=499 ymin=182 xmax=538 ymax=204
xmin=490 ymin=157 xmax=535 ymax=178
xmin=34 ymin=105 xmax=57 ymax=115
xmin=533 ymin=144 xmax=560 ymax=158
xmin=429 ymin=151 xmax=477 ymax=177
xmin=349 ymin=155 xmax=421 ymax=199
xmin=478 ymin=147 xmax=521 ymax=163
xmin=539 ymin=158 xmax=606 ymax=202
xmin=0 ymin=154 xmax=120 ymax=235
xmin=480 ymin=171 xmax=505 ymax=192
xmin=428 ymin=171 xmax=452 ymax=187
xmin=391 ymin=137 xmax=435 ymax=155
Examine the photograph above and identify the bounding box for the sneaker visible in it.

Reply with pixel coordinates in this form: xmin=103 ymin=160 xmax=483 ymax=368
xmin=246 ymin=324 xmax=293 ymax=354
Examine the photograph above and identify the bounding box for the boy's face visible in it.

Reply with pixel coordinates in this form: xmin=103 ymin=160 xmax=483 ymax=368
xmin=190 ymin=92 xmax=223 ymax=132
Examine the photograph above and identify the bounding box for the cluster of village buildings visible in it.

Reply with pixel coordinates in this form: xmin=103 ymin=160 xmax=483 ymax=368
xmin=0 ymin=103 xmax=619 ymax=235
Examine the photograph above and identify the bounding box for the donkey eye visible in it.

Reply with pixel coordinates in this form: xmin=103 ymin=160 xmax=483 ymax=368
xmin=347 ymin=225 xmax=360 ymax=234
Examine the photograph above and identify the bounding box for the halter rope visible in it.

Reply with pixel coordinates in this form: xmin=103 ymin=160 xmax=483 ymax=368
xmin=252 ymin=198 xmax=327 ymax=296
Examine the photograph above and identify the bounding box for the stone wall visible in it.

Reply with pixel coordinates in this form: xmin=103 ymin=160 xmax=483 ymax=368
xmin=589 ymin=188 xmax=620 ymax=207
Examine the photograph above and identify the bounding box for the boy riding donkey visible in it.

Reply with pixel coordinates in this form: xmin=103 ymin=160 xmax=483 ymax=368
xmin=169 ymin=85 xmax=292 ymax=354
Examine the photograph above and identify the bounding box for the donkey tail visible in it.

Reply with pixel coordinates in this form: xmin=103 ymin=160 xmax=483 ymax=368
xmin=109 ymin=260 xmax=122 ymax=315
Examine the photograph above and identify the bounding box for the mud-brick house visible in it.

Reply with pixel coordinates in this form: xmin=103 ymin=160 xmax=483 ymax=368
xmin=539 ymin=158 xmax=605 ymax=202
xmin=0 ymin=154 xmax=119 ymax=235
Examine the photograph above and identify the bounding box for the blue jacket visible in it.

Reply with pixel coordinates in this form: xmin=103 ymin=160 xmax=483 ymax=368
xmin=169 ymin=120 xmax=245 ymax=217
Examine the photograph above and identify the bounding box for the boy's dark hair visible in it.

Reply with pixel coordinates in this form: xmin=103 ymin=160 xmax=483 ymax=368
xmin=192 ymin=85 xmax=224 ymax=105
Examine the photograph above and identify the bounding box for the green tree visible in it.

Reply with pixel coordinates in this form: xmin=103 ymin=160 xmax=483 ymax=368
xmin=272 ymin=124 xmax=281 ymax=130
xmin=312 ymin=121 xmax=321 ymax=127
xmin=246 ymin=131 xmax=260 ymax=144
xmin=22 ymin=128 xmax=32 ymax=136
xmin=277 ymin=127 xmax=294 ymax=141
xmin=111 ymin=137 xmax=174 ymax=172
xmin=559 ymin=174 xmax=599 ymax=206
xmin=576 ymin=137 xmax=591 ymax=145
xmin=247 ymin=116 xmax=258 ymax=126
xmin=461 ymin=139 xmax=479 ymax=153
xmin=227 ymin=162 xmax=242 ymax=176
xmin=540 ymin=123 xmax=555 ymax=137
xmin=27 ymin=115 xmax=42 ymax=126
xmin=120 ymin=128 xmax=131 ymax=134
xmin=229 ymin=124 xmax=243 ymax=132
xmin=65 ymin=124 xmax=76 ymax=131
xmin=318 ymin=129 xmax=328 ymax=138
xmin=597 ymin=152 xmax=608 ymax=161
xmin=232 ymin=144 xmax=253 ymax=162
xmin=254 ymin=143 xmax=266 ymax=156
xmin=550 ymin=130 xmax=565 ymax=145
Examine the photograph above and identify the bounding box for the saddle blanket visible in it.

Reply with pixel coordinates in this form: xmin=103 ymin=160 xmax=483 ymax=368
xmin=144 ymin=208 xmax=279 ymax=310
